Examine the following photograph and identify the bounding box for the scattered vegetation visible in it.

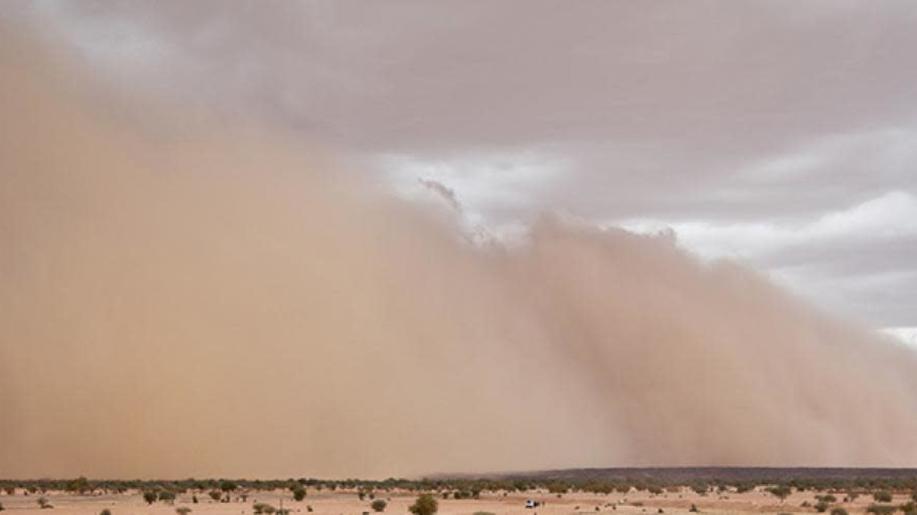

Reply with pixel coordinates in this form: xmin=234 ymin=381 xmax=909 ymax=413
xmin=866 ymin=505 xmax=897 ymax=515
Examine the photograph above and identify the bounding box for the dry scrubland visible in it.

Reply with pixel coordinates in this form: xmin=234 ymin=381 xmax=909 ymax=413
xmin=1 ymin=485 xmax=916 ymax=515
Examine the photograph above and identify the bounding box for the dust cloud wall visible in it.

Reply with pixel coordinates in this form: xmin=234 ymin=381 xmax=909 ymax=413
xmin=1 ymin=23 xmax=916 ymax=479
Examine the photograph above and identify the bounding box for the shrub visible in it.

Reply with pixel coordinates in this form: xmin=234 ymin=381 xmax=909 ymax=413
xmin=38 ymin=496 xmax=53 ymax=509
xmin=866 ymin=505 xmax=896 ymax=515
xmin=409 ymin=494 xmax=438 ymax=515
xmin=100 ymin=510 xmax=112 ymax=515
xmin=371 ymin=500 xmax=387 ymax=512
xmin=473 ymin=512 xmax=494 ymax=515
xmin=874 ymin=492 xmax=893 ymax=503
xmin=192 ymin=495 xmax=198 ymax=504
xmin=253 ymin=503 xmax=276 ymax=515
xmin=689 ymin=504 xmax=699 ymax=513
xmin=830 ymin=508 xmax=848 ymax=515
xmin=814 ymin=501 xmax=829 ymax=513
xmin=293 ymin=486 xmax=307 ymax=502
xmin=159 ymin=491 xmax=177 ymax=504
xmin=220 ymin=481 xmax=238 ymax=494
xmin=768 ymin=486 xmax=793 ymax=501
xmin=208 ymin=490 xmax=222 ymax=502
xmin=143 ymin=491 xmax=158 ymax=504
xmin=0 ymin=501 xmax=4 ymax=511
xmin=176 ymin=507 xmax=192 ymax=515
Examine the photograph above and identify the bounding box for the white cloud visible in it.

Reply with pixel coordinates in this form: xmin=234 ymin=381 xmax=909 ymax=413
xmin=618 ymin=190 xmax=917 ymax=262
xmin=882 ymin=327 xmax=917 ymax=347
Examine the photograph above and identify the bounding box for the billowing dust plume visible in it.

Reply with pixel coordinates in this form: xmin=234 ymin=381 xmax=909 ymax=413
xmin=1 ymin=23 xmax=916 ymax=480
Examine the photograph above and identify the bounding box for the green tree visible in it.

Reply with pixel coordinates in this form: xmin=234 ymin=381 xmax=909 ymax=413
xmin=220 ymin=481 xmax=238 ymax=496
xmin=409 ymin=494 xmax=438 ymax=515
xmin=293 ymin=486 xmax=307 ymax=501
xmin=371 ymin=499 xmax=387 ymax=512
xmin=143 ymin=491 xmax=158 ymax=505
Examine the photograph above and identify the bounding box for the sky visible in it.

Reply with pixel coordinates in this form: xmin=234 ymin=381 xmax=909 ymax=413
xmin=13 ymin=1 xmax=917 ymax=339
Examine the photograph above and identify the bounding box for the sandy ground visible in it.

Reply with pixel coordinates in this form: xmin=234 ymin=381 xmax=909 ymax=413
xmin=0 ymin=488 xmax=909 ymax=515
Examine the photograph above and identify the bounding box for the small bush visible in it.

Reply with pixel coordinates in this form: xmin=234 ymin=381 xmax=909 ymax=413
xmin=866 ymin=505 xmax=896 ymax=515
xmin=159 ymin=491 xmax=177 ymax=504
xmin=768 ymin=486 xmax=793 ymax=501
xmin=100 ymin=510 xmax=112 ymax=515
xmin=814 ymin=501 xmax=829 ymax=513
xmin=143 ymin=491 xmax=158 ymax=505
xmin=208 ymin=490 xmax=222 ymax=502
xmin=873 ymin=492 xmax=893 ymax=503
xmin=38 ymin=496 xmax=53 ymax=509
xmin=830 ymin=508 xmax=848 ymax=515
xmin=689 ymin=505 xmax=699 ymax=513
xmin=293 ymin=486 xmax=307 ymax=502
xmin=253 ymin=503 xmax=276 ymax=515
xmin=0 ymin=501 xmax=4 ymax=511
xmin=371 ymin=500 xmax=387 ymax=512
xmin=176 ymin=507 xmax=192 ymax=515
xmin=409 ymin=494 xmax=438 ymax=515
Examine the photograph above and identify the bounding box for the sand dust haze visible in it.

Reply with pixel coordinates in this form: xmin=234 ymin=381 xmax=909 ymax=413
xmin=1 ymin=22 xmax=916 ymax=479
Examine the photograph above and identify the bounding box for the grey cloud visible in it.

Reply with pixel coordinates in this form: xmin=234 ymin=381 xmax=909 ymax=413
xmin=21 ymin=0 xmax=917 ymax=328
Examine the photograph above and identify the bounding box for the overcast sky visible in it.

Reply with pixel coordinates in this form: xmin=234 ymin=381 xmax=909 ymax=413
xmin=17 ymin=1 xmax=917 ymax=341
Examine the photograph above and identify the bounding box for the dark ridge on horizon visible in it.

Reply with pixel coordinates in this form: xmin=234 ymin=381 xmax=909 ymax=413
xmin=434 ymin=467 xmax=917 ymax=482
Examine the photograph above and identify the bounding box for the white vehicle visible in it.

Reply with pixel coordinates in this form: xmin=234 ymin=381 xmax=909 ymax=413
xmin=525 ymin=500 xmax=539 ymax=509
